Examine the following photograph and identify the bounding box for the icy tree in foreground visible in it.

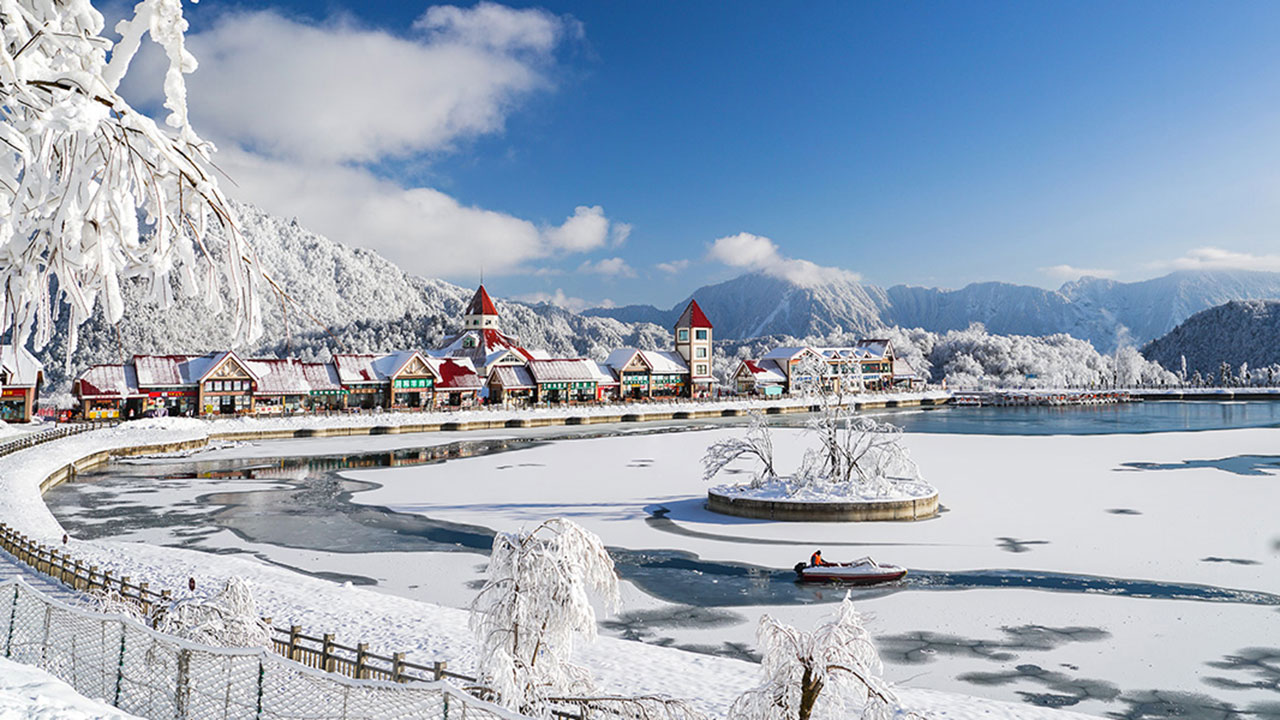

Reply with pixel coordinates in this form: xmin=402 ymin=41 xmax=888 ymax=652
xmin=470 ymin=518 xmax=620 ymax=717
xmin=702 ymin=410 xmax=777 ymax=486
xmin=0 ymin=0 xmax=261 ymax=354
xmin=153 ymin=577 xmax=271 ymax=649
xmin=732 ymin=593 xmax=898 ymax=720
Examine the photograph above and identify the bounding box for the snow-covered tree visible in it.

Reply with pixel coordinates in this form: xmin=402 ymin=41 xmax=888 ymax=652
xmin=0 ymin=0 xmax=262 ymax=356
xmin=153 ymin=577 xmax=270 ymax=648
xmin=731 ymin=593 xmax=897 ymax=720
xmin=702 ymin=411 xmax=777 ymax=485
xmin=470 ymin=517 xmax=620 ymax=718
xmin=804 ymin=413 xmax=922 ymax=496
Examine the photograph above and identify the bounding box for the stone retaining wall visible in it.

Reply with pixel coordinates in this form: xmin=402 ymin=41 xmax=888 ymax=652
xmin=706 ymin=488 xmax=939 ymax=522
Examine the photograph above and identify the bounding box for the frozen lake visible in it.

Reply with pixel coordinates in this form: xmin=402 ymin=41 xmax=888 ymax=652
xmin=44 ymin=402 xmax=1280 ymax=718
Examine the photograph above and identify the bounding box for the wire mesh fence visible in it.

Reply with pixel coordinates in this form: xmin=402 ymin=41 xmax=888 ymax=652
xmin=0 ymin=578 xmax=525 ymax=720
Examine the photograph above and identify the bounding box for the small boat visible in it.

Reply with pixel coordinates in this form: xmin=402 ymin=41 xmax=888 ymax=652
xmin=793 ymin=556 xmax=907 ymax=585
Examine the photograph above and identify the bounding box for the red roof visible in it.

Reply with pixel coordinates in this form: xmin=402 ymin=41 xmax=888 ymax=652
xmin=433 ymin=359 xmax=483 ymax=390
xmin=675 ymin=299 xmax=713 ymax=330
xmin=465 ymin=285 xmax=499 ymax=316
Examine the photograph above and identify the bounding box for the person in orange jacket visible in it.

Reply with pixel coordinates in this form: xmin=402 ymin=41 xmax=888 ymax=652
xmin=810 ymin=549 xmax=835 ymax=567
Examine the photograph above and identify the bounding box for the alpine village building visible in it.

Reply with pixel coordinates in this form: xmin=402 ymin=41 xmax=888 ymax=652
xmin=71 ymin=286 xmax=738 ymax=420
xmin=68 ymin=285 xmax=917 ymax=420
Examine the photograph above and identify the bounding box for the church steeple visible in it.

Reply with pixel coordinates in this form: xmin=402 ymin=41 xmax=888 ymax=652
xmin=464 ymin=285 xmax=500 ymax=331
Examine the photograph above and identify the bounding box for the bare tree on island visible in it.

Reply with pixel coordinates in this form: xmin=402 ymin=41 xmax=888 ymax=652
xmin=702 ymin=410 xmax=777 ymax=485
xmin=0 ymin=0 xmax=262 ymax=355
xmin=731 ymin=593 xmax=900 ymax=720
xmin=470 ymin=517 xmax=705 ymax=720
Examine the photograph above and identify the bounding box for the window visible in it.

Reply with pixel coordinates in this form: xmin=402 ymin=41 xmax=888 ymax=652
xmin=695 ymin=329 xmax=707 ymax=340
xmin=463 ymin=336 xmax=477 ymax=349
xmin=696 ymin=364 xmax=707 ymax=375
xmin=696 ymin=347 xmax=707 ymax=358
xmin=678 ymin=329 xmax=689 ymax=342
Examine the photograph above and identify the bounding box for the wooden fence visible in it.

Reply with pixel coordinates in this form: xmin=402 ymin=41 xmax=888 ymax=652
xmin=0 ymin=521 xmax=472 ymax=686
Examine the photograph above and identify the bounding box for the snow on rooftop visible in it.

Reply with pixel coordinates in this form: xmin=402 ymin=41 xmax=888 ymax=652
xmin=0 ymin=345 xmax=42 ymax=387
xmin=527 ymin=358 xmax=600 ymax=384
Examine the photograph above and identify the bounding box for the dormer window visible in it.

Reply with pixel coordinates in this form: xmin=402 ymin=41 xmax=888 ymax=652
xmin=463 ymin=335 xmax=477 ymax=349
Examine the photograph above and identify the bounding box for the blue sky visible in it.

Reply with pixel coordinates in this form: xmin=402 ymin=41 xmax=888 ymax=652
xmin=123 ymin=1 xmax=1280 ymax=309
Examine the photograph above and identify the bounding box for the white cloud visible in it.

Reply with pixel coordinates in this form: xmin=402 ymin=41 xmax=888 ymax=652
xmin=655 ymin=259 xmax=690 ymax=274
xmin=545 ymin=206 xmax=612 ymax=253
xmin=1040 ymin=264 xmax=1117 ymax=282
xmin=609 ymin=222 xmax=633 ymax=247
xmin=578 ymin=257 xmax=636 ymax=277
xmin=705 ymin=232 xmax=859 ymax=286
xmin=1159 ymin=247 xmax=1280 ymax=273
xmin=125 ymin=7 xmax=569 ymax=164
xmin=214 ymin=147 xmax=619 ymax=277
xmin=414 ymin=2 xmax=570 ymax=53
xmin=513 ymin=289 xmax=611 ymax=313
xmin=114 ymin=4 xmax=626 ymax=280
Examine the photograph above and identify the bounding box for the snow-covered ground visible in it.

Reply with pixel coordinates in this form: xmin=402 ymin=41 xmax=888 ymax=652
xmin=0 ymin=657 xmax=145 ymax=720
xmin=4 ymin=411 xmax=1278 ymax=718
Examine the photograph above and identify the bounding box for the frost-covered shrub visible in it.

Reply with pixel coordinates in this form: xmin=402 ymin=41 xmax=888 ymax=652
xmin=153 ymin=577 xmax=271 ymax=649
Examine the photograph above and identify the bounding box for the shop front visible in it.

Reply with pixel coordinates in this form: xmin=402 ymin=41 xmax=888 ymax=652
xmin=0 ymin=388 xmax=34 ymax=422
xmin=622 ymin=373 xmax=648 ymax=399
xmin=649 ymin=373 xmax=688 ymax=398
xmin=201 ymin=379 xmax=254 ymax=415
xmin=345 ymin=385 xmax=387 ymax=410
xmin=307 ymin=389 xmax=347 ymax=412
xmin=391 ymin=376 xmax=434 ymax=409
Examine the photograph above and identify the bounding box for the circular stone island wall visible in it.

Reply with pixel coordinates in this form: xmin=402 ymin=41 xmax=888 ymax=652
xmin=706 ymin=489 xmax=939 ymax=522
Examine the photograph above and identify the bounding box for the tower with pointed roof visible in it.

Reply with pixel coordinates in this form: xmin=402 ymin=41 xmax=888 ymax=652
xmin=464 ymin=285 xmax=501 ymax=331
xmin=674 ymin=299 xmax=714 ymax=394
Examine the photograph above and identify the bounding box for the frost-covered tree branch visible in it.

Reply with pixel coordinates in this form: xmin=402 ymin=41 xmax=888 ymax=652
xmin=702 ymin=410 xmax=776 ymax=485
xmin=0 ymin=0 xmax=262 ymax=356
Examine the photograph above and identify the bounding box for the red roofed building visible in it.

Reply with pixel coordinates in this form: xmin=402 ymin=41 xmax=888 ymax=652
xmin=464 ymin=285 xmax=500 ymax=329
xmin=673 ymin=299 xmax=715 ymax=397
xmin=438 ymin=285 xmax=540 ymax=392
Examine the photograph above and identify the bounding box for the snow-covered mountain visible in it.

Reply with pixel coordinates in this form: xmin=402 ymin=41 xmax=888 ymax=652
xmin=36 ymin=203 xmax=670 ymax=393
xmin=1141 ymin=300 xmax=1280 ymax=379
xmin=586 ymin=270 xmax=1280 ymax=351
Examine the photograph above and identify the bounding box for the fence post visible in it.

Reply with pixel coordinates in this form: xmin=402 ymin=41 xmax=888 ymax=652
xmin=321 ymin=633 xmax=334 ymax=672
xmin=89 ymin=566 xmax=99 ymax=592
xmin=288 ymin=625 xmax=301 ymax=661
xmin=354 ymin=643 xmax=367 ymax=679
xmin=433 ymin=660 xmax=446 ymax=681
xmin=256 ymin=660 xmax=265 ymax=720
xmin=4 ymin=585 xmax=16 ymax=658
xmin=392 ymin=652 xmax=405 ymax=683
xmin=175 ymin=648 xmax=191 ymax=719
xmin=112 ymin=631 xmax=126 ymax=707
